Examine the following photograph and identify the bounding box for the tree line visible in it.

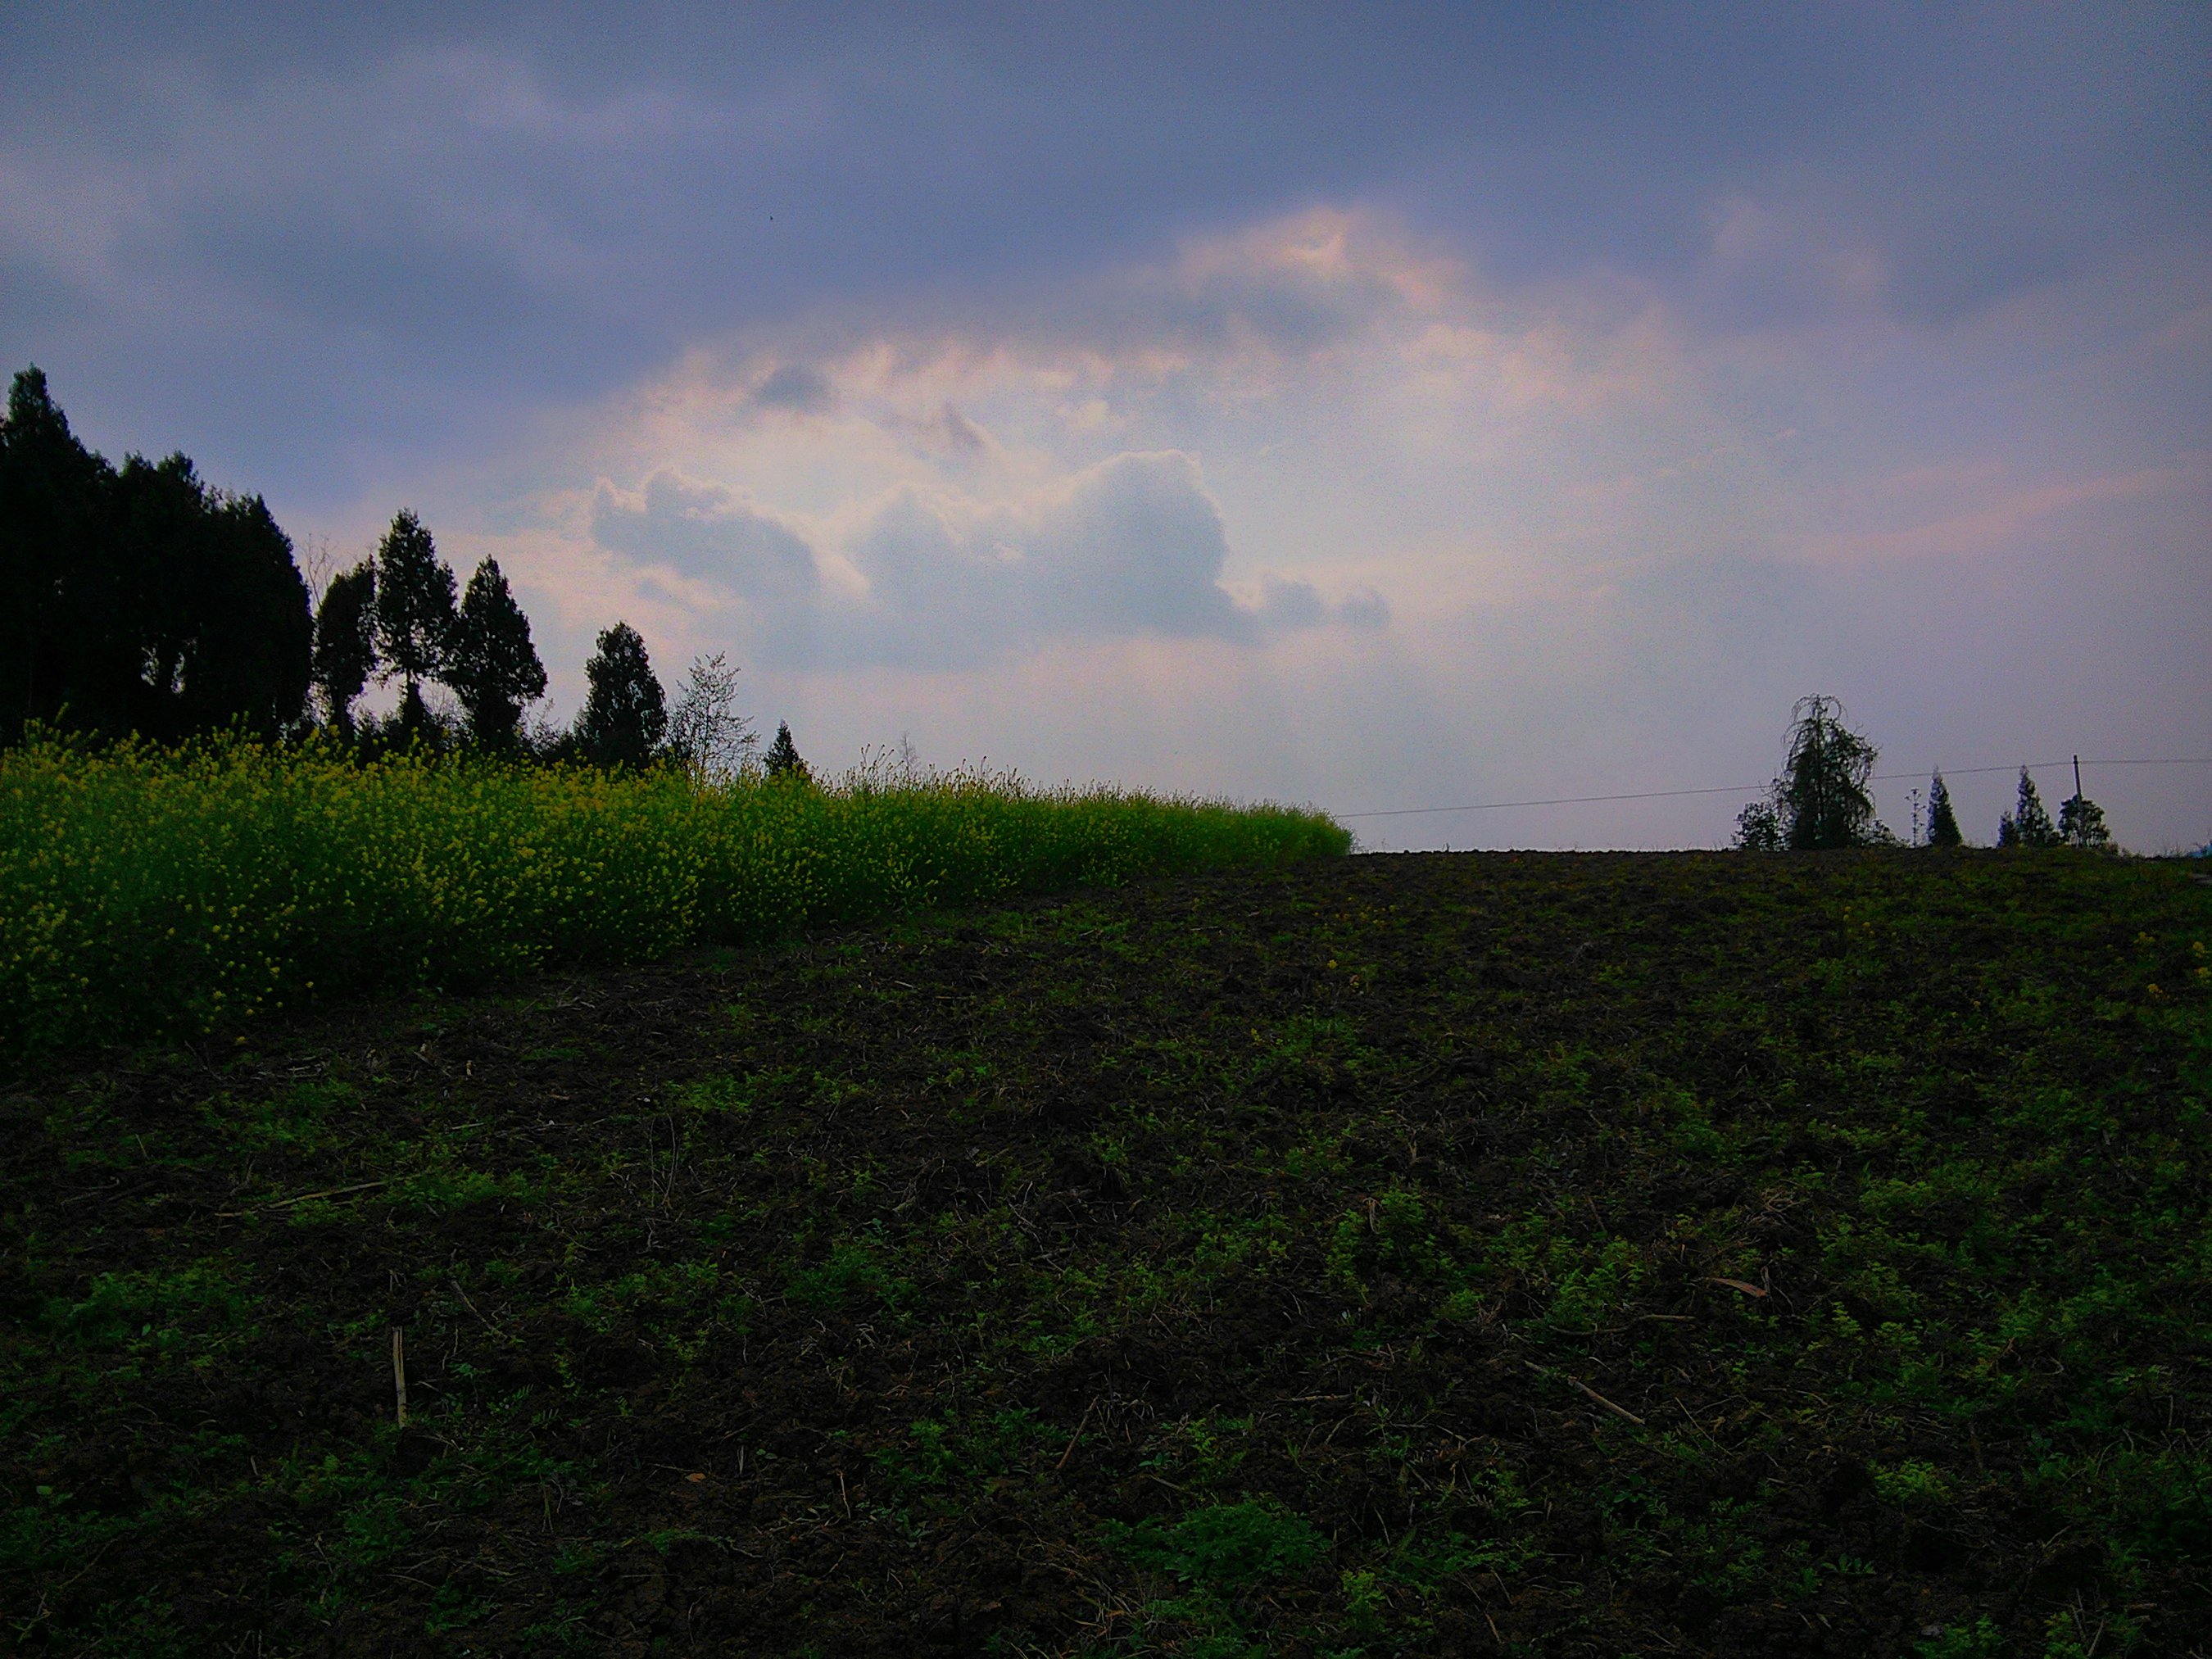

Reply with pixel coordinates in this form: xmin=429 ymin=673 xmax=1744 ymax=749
xmin=1 ymin=367 xmax=812 ymax=778
xmin=1734 ymin=695 xmax=2112 ymax=852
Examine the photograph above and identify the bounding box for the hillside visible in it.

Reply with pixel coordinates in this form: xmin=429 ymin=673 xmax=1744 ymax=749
xmin=4 ymin=851 xmax=2208 ymax=1657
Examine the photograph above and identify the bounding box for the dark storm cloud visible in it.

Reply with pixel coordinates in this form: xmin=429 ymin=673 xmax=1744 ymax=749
xmin=750 ymin=363 xmax=836 ymax=415
xmin=3 ymin=5 xmax=2204 ymax=496
xmin=587 ymin=448 xmax=1376 ymax=669
xmin=590 ymin=469 xmax=818 ymax=600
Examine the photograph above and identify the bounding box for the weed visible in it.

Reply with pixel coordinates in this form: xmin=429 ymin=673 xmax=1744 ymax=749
xmin=1107 ymin=1498 xmax=1323 ymax=1590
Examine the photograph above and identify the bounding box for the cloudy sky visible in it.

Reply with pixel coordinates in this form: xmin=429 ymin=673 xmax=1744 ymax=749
xmin=5 ymin=4 xmax=2207 ymax=847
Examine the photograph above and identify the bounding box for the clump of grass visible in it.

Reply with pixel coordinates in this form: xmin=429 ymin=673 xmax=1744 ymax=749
xmin=0 ymin=732 xmax=1347 ymax=1056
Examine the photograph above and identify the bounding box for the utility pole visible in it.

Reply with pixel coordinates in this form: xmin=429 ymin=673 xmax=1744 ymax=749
xmin=2074 ymin=755 xmax=2083 ymax=800
xmin=1910 ymin=786 xmax=1922 ymax=847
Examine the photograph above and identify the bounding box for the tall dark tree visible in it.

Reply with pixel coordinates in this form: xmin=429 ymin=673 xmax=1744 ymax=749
xmin=446 ymin=558 xmax=546 ymax=750
xmin=2 ymin=366 xmax=122 ymax=733
xmin=573 ymin=621 xmax=666 ymax=768
xmin=1926 ymin=770 xmax=1963 ymax=847
xmin=3 ymin=366 xmax=311 ymax=742
xmin=1771 ymin=695 xmax=1882 ymax=850
xmin=1997 ymin=768 xmax=2060 ymax=848
xmin=372 ymin=509 xmax=456 ymax=732
xmin=764 ymin=720 xmax=812 ymax=784
xmin=110 ymin=456 xmax=314 ymax=739
xmin=313 ymin=562 xmax=378 ymax=737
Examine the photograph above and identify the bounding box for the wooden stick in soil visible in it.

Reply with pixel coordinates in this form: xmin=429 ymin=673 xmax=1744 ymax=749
xmin=1525 ymin=1361 xmax=1644 ymax=1426
xmin=1055 ymin=1396 xmax=1100 ymax=1471
xmin=392 ymin=1328 xmax=408 ymax=1427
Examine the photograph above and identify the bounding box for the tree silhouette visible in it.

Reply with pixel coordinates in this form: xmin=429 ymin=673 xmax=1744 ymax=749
xmin=110 ymin=460 xmax=314 ymax=740
xmin=1926 ymin=770 xmax=1962 ymax=847
xmin=764 ymin=720 xmax=812 ymax=784
xmin=2058 ymin=789 xmax=2110 ymax=850
xmin=372 ymin=510 xmax=456 ymax=732
xmin=1732 ymin=800 xmax=1783 ymax=851
xmin=0 ymin=366 xmax=112 ymax=735
xmin=3 ymin=366 xmax=312 ymax=742
xmin=446 ymin=558 xmax=546 ymax=751
xmin=1997 ymin=768 xmax=2060 ymax=848
xmin=573 ymin=622 xmax=666 ymax=768
xmin=313 ymin=562 xmax=378 ymax=738
xmin=1772 ymin=695 xmax=1881 ymax=850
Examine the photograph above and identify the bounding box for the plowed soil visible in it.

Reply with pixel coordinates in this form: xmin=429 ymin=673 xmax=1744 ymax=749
xmin=4 ymin=851 xmax=2209 ymax=1657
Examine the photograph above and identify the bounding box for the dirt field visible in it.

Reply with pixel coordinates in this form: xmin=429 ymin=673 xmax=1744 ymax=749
xmin=5 ymin=851 xmax=2208 ymax=1656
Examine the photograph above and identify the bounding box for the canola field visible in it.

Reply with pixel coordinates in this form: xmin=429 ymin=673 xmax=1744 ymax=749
xmin=0 ymin=737 xmax=1347 ymax=1056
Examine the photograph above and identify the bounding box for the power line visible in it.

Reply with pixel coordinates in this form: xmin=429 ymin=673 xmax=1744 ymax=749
xmin=1335 ymin=756 xmax=2212 ymax=821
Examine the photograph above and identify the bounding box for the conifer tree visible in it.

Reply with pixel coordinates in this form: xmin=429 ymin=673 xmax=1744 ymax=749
xmin=3 ymin=365 xmax=312 ymax=742
xmin=1997 ymin=768 xmax=2060 ymax=848
xmin=445 ymin=557 xmax=546 ymax=751
xmin=1 ymin=366 xmax=114 ymax=734
xmin=372 ymin=509 xmax=456 ymax=731
xmin=764 ymin=720 xmax=812 ymax=784
xmin=1925 ymin=770 xmax=1962 ymax=847
xmin=312 ymin=562 xmax=377 ymax=737
xmin=573 ymin=621 xmax=666 ymax=768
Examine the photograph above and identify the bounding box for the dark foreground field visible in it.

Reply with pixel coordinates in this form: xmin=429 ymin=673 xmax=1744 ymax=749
xmin=5 ymin=852 xmax=2209 ymax=1657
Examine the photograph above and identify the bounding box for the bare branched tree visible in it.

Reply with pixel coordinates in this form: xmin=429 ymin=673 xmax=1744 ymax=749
xmin=667 ymin=651 xmax=758 ymax=780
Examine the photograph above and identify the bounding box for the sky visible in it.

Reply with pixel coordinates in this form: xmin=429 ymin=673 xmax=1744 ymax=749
xmin=5 ymin=3 xmax=2208 ymax=849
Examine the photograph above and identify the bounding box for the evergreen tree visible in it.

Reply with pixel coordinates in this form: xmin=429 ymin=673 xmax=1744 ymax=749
xmin=1925 ymin=770 xmax=1962 ymax=847
xmin=313 ymin=562 xmax=377 ymax=737
xmin=372 ymin=509 xmax=456 ymax=732
xmin=2058 ymin=790 xmax=2111 ymax=850
xmin=2 ymin=365 xmax=313 ymax=743
xmin=1997 ymin=768 xmax=2060 ymax=848
xmin=1772 ymin=695 xmax=1881 ymax=850
xmin=125 ymin=472 xmax=313 ymax=739
xmin=0 ymin=366 xmax=113 ymax=734
xmin=445 ymin=558 xmax=546 ymax=751
xmin=764 ymin=720 xmax=812 ymax=784
xmin=573 ymin=621 xmax=666 ymax=768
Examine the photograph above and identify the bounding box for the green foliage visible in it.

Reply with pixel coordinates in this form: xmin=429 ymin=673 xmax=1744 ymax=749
xmin=872 ymin=1408 xmax=1051 ymax=1502
xmin=786 ymin=1237 xmax=910 ymax=1312
xmin=1916 ymin=1616 xmax=2005 ymax=1658
xmin=2058 ymin=789 xmax=2110 ymax=850
xmin=1773 ymin=693 xmax=1883 ymax=849
xmin=573 ymin=621 xmax=666 ymax=768
xmin=1926 ymin=769 xmax=1963 ymax=847
xmin=370 ymin=510 xmax=457 ymax=726
xmin=764 ymin=719 xmax=811 ymax=784
xmin=1998 ymin=767 xmax=2060 ymax=848
xmin=1733 ymin=799 xmax=1784 ymax=852
xmin=1105 ymin=1498 xmax=1323 ymax=1590
xmin=445 ymin=557 xmax=546 ymax=750
xmin=311 ymin=562 xmax=377 ymax=737
xmin=0 ymin=732 xmax=1348 ymax=1054
xmin=1870 ymin=1458 xmax=1953 ymax=1507
xmin=2 ymin=365 xmax=314 ymax=746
